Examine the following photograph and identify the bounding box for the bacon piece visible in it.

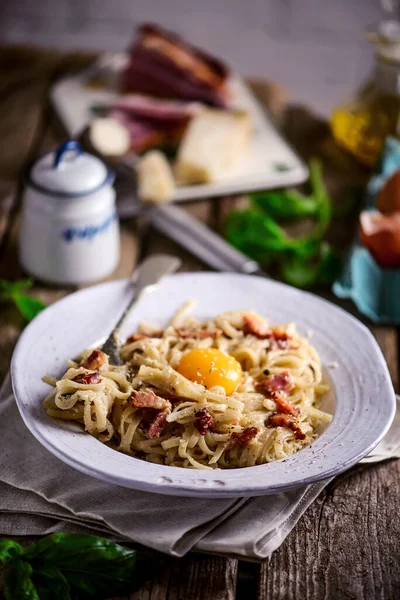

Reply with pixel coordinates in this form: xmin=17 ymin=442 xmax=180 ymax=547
xmin=131 ymin=389 xmax=171 ymax=411
xmin=147 ymin=411 xmax=169 ymax=439
xmin=256 ymin=372 xmax=294 ymax=396
xmin=269 ymin=329 xmax=292 ymax=350
xmin=243 ymin=316 xmax=293 ymax=349
xmin=81 ymin=350 xmax=106 ymax=371
xmin=194 ymin=407 xmax=215 ymax=435
xmin=243 ymin=315 xmax=270 ymax=338
xmin=273 ymin=393 xmax=299 ymax=417
xmin=73 ymin=372 xmax=102 ymax=385
xmin=256 ymin=373 xmax=297 ymax=416
xmin=176 ymin=328 xmax=222 ymax=339
xmin=228 ymin=426 xmax=259 ymax=449
xmin=121 ymin=24 xmax=229 ymax=107
xmin=126 ymin=331 xmax=163 ymax=343
xmin=267 ymin=413 xmax=306 ymax=440
xmin=114 ymin=94 xmax=202 ymax=123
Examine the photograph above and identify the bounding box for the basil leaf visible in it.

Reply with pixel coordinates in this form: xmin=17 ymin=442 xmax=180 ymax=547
xmin=0 ymin=279 xmax=46 ymax=321
xmin=225 ymin=210 xmax=292 ymax=255
xmin=308 ymin=158 xmax=331 ymax=239
xmin=251 ymin=189 xmax=318 ymax=221
xmin=224 ymin=159 xmax=337 ymax=289
xmin=32 ymin=566 xmax=71 ymax=600
xmin=282 ymin=243 xmax=341 ymax=288
xmin=281 ymin=254 xmax=320 ymax=288
xmin=0 ymin=539 xmax=23 ymax=565
xmin=4 ymin=560 xmax=40 ymax=600
xmin=225 ymin=209 xmax=321 ymax=266
xmin=0 ymin=278 xmax=33 ymax=300
xmin=288 ymin=237 xmax=320 ymax=260
xmin=13 ymin=293 xmax=46 ymax=321
xmin=24 ymin=533 xmax=140 ymax=598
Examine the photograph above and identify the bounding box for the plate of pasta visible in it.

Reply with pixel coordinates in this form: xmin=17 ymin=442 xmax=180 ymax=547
xmin=11 ymin=273 xmax=395 ymax=497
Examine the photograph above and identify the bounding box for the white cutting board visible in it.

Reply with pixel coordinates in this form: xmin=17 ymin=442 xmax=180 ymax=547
xmin=50 ymin=53 xmax=308 ymax=203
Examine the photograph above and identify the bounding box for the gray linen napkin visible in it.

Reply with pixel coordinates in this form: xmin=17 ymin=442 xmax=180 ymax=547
xmin=0 ymin=373 xmax=399 ymax=560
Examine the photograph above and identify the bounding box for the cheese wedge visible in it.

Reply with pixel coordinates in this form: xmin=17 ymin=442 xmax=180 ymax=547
xmin=137 ymin=150 xmax=175 ymax=203
xmin=175 ymin=109 xmax=250 ymax=184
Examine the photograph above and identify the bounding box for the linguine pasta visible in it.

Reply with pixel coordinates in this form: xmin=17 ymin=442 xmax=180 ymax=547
xmin=43 ymin=303 xmax=331 ymax=470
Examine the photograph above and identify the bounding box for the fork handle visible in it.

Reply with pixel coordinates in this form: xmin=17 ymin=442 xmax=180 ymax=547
xmin=102 ymin=254 xmax=181 ymax=364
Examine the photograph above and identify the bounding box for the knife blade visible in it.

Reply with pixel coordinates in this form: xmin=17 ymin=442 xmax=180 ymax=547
xmin=148 ymin=203 xmax=266 ymax=275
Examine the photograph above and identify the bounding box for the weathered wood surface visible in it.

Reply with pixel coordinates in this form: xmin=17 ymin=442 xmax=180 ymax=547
xmin=0 ymin=46 xmax=398 ymax=600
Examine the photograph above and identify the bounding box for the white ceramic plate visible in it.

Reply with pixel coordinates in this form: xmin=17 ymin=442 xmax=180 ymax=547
xmin=11 ymin=274 xmax=395 ymax=497
xmin=50 ymin=53 xmax=308 ymax=209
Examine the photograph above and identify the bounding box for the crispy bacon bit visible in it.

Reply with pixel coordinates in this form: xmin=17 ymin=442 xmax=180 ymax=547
xmin=269 ymin=329 xmax=292 ymax=350
xmin=256 ymin=372 xmax=297 ymax=416
xmin=73 ymin=372 xmax=102 ymax=385
xmin=273 ymin=393 xmax=299 ymax=417
xmin=81 ymin=350 xmax=106 ymax=371
xmin=243 ymin=316 xmax=293 ymax=349
xmin=243 ymin=315 xmax=270 ymax=338
xmin=267 ymin=413 xmax=306 ymax=440
xmin=194 ymin=407 xmax=215 ymax=435
xmin=148 ymin=411 xmax=169 ymax=439
xmin=176 ymin=328 xmax=223 ymax=339
xmin=256 ymin=372 xmax=294 ymax=396
xmin=131 ymin=389 xmax=171 ymax=411
xmin=126 ymin=331 xmax=163 ymax=343
xmin=228 ymin=426 xmax=259 ymax=448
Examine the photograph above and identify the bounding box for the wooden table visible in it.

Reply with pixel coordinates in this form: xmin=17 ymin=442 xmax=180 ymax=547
xmin=0 ymin=46 xmax=399 ymax=600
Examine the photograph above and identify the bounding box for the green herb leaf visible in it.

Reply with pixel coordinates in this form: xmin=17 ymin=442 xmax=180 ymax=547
xmin=32 ymin=566 xmax=71 ymax=600
xmin=0 ymin=279 xmax=46 ymax=321
xmin=251 ymin=189 xmax=318 ymax=221
xmin=308 ymin=158 xmax=331 ymax=239
xmin=0 ymin=539 xmax=23 ymax=566
xmin=281 ymin=242 xmax=341 ymax=288
xmin=224 ymin=159 xmax=338 ymax=289
xmin=12 ymin=293 xmax=46 ymax=321
xmin=224 ymin=205 xmax=322 ymax=264
xmin=281 ymin=253 xmax=320 ymax=288
xmin=23 ymin=533 xmax=140 ymax=598
xmin=4 ymin=560 xmax=40 ymax=600
xmin=0 ymin=278 xmax=33 ymax=300
xmin=224 ymin=209 xmax=294 ymax=263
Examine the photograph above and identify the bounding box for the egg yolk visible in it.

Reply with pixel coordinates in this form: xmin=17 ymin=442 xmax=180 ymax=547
xmin=177 ymin=348 xmax=242 ymax=395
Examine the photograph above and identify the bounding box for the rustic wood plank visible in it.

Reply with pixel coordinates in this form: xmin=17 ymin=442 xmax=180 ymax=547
xmin=166 ymin=554 xmax=238 ymax=600
xmin=248 ymin=79 xmax=288 ymax=127
xmin=258 ymin=327 xmax=400 ymax=600
xmin=128 ymin=554 xmax=172 ymax=600
xmin=120 ymin=553 xmax=238 ymax=600
xmin=0 ymin=46 xmax=96 ymax=182
xmin=0 ymin=187 xmax=14 ymax=243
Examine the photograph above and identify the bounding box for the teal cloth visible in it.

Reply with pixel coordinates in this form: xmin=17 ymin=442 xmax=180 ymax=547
xmin=333 ymin=136 xmax=400 ymax=324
